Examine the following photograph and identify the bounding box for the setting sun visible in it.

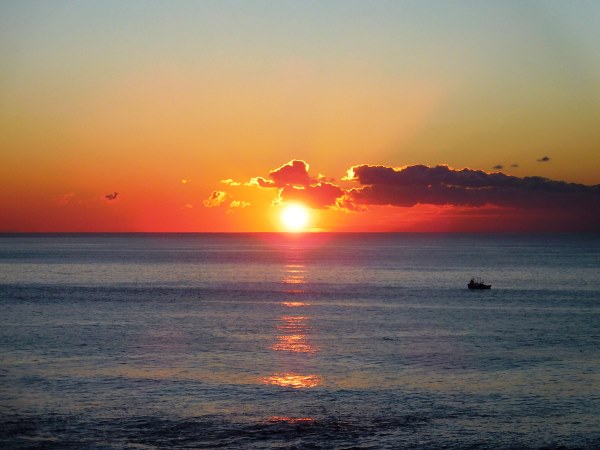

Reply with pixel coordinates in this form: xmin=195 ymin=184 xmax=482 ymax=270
xmin=281 ymin=204 xmax=309 ymax=231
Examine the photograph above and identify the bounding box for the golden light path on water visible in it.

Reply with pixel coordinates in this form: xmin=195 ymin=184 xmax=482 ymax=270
xmin=262 ymin=252 xmax=322 ymax=392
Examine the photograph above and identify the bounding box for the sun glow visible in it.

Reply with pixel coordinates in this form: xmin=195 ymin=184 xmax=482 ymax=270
xmin=281 ymin=204 xmax=309 ymax=231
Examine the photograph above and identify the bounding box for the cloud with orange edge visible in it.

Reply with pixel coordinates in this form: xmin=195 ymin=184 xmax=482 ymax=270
xmin=246 ymin=160 xmax=317 ymax=189
xmin=242 ymin=160 xmax=342 ymax=209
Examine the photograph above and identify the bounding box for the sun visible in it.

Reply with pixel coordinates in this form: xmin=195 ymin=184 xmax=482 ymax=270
xmin=281 ymin=204 xmax=309 ymax=231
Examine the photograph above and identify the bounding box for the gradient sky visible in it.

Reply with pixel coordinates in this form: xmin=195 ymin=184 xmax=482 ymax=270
xmin=1 ymin=0 xmax=599 ymax=232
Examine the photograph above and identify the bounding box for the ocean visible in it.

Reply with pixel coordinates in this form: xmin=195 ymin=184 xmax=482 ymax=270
xmin=1 ymin=233 xmax=599 ymax=449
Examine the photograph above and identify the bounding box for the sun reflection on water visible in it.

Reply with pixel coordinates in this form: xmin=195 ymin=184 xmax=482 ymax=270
xmin=282 ymin=263 xmax=305 ymax=285
xmin=263 ymin=250 xmax=322 ymax=390
xmin=276 ymin=315 xmax=309 ymax=330
xmin=281 ymin=301 xmax=309 ymax=307
xmin=265 ymin=416 xmax=315 ymax=424
xmin=272 ymin=334 xmax=316 ymax=353
xmin=282 ymin=276 xmax=305 ymax=284
xmin=262 ymin=373 xmax=322 ymax=388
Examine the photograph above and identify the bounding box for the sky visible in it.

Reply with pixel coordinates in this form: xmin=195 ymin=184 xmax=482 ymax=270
xmin=1 ymin=0 xmax=600 ymax=232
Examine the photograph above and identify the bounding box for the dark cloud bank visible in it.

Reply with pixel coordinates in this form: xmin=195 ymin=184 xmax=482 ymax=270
xmin=231 ymin=160 xmax=600 ymax=230
xmin=345 ymin=164 xmax=600 ymax=211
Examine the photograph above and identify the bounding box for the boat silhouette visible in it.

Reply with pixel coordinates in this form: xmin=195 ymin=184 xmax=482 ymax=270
xmin=468 ymin=277 xmax=491 ymax=290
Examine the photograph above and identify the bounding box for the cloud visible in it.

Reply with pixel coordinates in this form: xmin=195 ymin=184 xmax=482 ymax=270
xmin=245 ymin=160 xmax=314 ymax=189
xmin=537 ymin=156 xmax=551 ymax=162
xmin=243 ymin=160 xmax=344 ymax=209
xmin=492 ymin=164 xmax=504 ymax=170
xmin=511 ymin=163 xmax=519 ymax=168
xmin=105 ymin=192 xmax=119 ymax=201
xmin=203 ymin=190 xmax=228 ymax=208
xmin=181 ymin=179 xmax=192 ymax=184
xmin=268 ymin=160 xmax=315 ymax=187
xmin=246 ymin=177 xmax=275 ymax=188
xmin=336 ymin=195 xmax=367 ymax=212
xmin=342 ymin=164 xmax=600 ymax=214
xmin=278 ymin=182 xmax=344 ymax=209
xmin=230 ymin=200 xmax=251 ymax=208
xmin=221 ymin=178 xmax=241 ymax=186
xmin=347 ymin=164 xmax=514 ymax=189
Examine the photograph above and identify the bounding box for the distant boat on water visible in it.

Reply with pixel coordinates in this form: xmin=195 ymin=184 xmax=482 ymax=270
xmin=468 ymin=277 xmax=491 ymax=290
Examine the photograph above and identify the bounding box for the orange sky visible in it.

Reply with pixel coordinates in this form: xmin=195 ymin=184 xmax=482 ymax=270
xmin=1 ymin=1 xmax=600 ymax=232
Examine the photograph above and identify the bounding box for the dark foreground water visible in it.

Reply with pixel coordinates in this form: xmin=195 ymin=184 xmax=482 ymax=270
xmin=1 ymin=233 xmax=599 ymax=449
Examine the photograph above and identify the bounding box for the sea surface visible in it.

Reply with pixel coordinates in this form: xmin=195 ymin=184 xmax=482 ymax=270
xmin=1 ymin=233 xmax=599 ymax=449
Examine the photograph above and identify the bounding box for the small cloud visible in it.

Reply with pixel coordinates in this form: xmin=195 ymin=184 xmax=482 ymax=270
xmin=511 ymin=163 xmax=519 ymax=168
xmin=181 ymin=179 xmax=192 ymax=184
xmin=537 ymin=156 xmax=551 ymax=162
xmin=55 ymin=192 xmax=76 ymax=206
xmin=230 ymin=200 xmax=251 ymax=208
xmin=221 ymin=179 xmax=241 ymax=186
xmin=492 ymin=165 xmax=504 ymax=170
xmin=246 ymin=177 xmax=276 ymax=188
xmin=105 ymin=192 xmax=119 ymax=201
xmin=269 ymin=160 xmax=315 ymax=187
xmin=203 ymin=190 xmax=228 ymax=208
xmin=182 ymin=203 xmax=194 ymax=209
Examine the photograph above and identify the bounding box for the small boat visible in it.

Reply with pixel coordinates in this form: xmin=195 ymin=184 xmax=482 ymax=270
xmin=468 ymin=277 xmax=491 ymax=290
